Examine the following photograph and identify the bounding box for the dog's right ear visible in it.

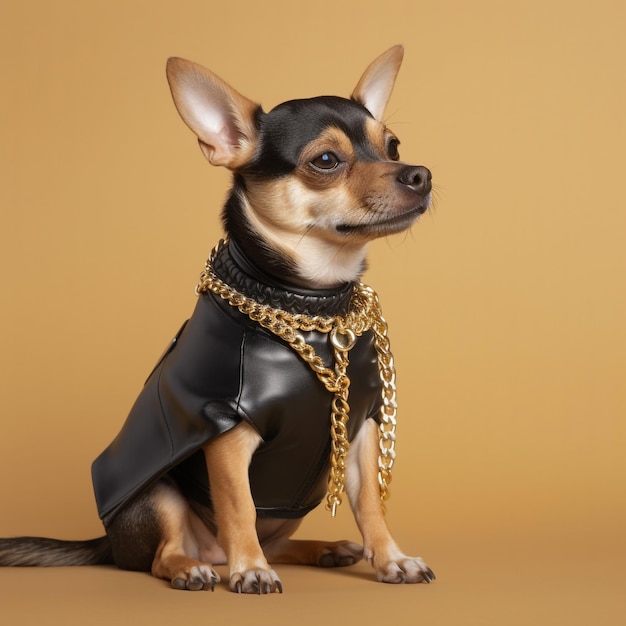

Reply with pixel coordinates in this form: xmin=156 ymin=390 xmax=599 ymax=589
xmin=166 ymin=58 xmax=260 ymax=169
xmin=351 ymin=45 xmax=404 ymax=122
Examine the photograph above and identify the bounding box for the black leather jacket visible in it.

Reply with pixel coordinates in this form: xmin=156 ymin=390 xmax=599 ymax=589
xmin=92 ymin=242 xmax=383 ymax=525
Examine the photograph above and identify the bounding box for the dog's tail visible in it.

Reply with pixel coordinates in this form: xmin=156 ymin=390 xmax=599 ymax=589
xmin=0 ymin=536 xmax=113 ymax=567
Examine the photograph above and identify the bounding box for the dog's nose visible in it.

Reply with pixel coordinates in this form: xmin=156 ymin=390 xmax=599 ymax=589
xmin=397 ymin=165 xmax=432 ymax=195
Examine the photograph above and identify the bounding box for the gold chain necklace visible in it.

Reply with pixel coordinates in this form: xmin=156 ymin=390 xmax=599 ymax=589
xmin=195 ymin=240 xmax=398 ymax=517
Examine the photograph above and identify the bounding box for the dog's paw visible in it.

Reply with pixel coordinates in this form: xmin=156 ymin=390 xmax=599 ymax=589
xmin=171 ymin=564 xmax=221 ymax=591
xmin=230 ymin=568 xmax=283 ymax=594
xmin=318 ymin=541 xmax=364 ymax=568
xmin=375 ymin=556 xmax=436 ymax=584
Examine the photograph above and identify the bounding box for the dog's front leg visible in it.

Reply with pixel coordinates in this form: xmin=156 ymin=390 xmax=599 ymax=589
xmin=346 ymin=418 xmax=435 ymax=583
xmin=203 ymin=421 xmax=282 ymax=594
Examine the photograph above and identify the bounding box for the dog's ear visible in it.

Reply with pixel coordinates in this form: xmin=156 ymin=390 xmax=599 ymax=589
xmin=166 ymin=58 xmax=260 ymax=169
xmin=351 ymin=45 xmax=404 ymax=122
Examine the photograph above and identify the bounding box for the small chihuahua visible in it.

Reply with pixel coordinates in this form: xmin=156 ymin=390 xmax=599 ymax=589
xmin=0 ymin=45 xmax=434 ymax=593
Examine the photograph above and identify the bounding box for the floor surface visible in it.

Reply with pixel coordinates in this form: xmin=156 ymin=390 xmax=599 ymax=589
xmin=1 ymin=528 xmax=623 ymax=626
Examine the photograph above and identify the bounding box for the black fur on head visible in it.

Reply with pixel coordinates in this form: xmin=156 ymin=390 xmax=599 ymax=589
xmin=243 ymin=96 xmax=378 ymax=178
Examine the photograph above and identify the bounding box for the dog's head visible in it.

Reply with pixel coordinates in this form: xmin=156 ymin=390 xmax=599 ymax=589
xmin=166 ymin=46 xmax=431 ymax=286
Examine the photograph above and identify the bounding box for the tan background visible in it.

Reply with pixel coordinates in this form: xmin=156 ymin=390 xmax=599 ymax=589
xmin=1 ymin=0 xmax=624 ymax=624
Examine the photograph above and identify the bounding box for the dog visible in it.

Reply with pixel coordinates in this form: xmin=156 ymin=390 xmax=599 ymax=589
xmin=0 ymin=45 xmax=434 ymax=593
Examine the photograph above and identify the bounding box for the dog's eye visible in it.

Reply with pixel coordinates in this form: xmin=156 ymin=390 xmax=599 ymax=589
xmin=311 ymin=152 xmax=340 ymax=170
xmin=387 ymin=137 xmax=401 ymax=161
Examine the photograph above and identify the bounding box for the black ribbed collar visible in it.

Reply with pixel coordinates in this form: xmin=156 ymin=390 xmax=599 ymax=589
xmin=211 ymin=240 xmax=355 ymax=317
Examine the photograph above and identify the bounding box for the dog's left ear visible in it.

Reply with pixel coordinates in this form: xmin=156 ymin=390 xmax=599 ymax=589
xmin=352 ymin=45 xmax=404 ymax=122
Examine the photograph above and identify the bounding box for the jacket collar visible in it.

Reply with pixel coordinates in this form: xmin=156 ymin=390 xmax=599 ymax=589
xmin=211 ymin=240 xmax=355 ymax=317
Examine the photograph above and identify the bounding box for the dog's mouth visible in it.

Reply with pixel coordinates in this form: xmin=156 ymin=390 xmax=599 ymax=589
xmin=336 ymin=203 xmax=428 ymax=236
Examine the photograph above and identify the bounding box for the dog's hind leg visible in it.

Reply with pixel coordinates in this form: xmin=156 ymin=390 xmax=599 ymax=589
xmin=108 ymin=479 xmax=222 ymax=591
xmin=150 ymin=481 xmax=222 ymax=590
xmin=258 ymin=518 xmax=364 ymax=568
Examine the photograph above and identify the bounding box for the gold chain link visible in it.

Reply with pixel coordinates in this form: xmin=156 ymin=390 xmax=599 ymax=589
xmin=195 ymin=240 xmax=398 ymax=516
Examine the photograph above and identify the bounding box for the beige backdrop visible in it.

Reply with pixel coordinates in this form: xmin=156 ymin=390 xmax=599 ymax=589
xmin=1 ymin=1 xmax=624 ymax=624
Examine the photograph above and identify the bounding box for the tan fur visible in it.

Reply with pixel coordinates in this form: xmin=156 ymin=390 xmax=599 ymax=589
xmin=364 ymin=116 xmax=396 ymax=155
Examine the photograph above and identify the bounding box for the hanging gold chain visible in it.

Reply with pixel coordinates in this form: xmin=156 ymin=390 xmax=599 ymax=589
xmin=195 ymin=240 xmax=398 ymax=516
xmin=371 ymin=311 xmax=397 ymax=503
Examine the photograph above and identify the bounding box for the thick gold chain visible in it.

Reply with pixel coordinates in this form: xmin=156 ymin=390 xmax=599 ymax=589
xmin=195 ymin=240 xmax=397 ymax=516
